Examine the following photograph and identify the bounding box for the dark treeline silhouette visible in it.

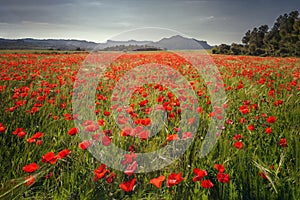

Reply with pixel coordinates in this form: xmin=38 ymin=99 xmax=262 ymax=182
xmin=212 ymin=10 xmax=300 ymax=57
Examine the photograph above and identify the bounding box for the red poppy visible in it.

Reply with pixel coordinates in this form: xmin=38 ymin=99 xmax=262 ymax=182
xmin=137 ymin=130 xmax=149 ymax=140
xmin=105 ymin=172 xmax=117 ymax=184
xmin=192 ymin=168 xmax=207 ymax=182
xmin=139 ymin=99 xmax=148 ymax=107
xmin=25 ymin=175 xmax=36 ymax=186
xmin=0 ymin=123 xmax=6 ymax=133
xmin=234 ymin=141 xmax=243 ymax=149
xmin=13 ymin=127 xmax=26 ymax=138
xmin=201 ymin=179 xmax=214 ymax=188
xmin=124 ymin=161 xmax=138 ymax=176
xmin=78 ymin=140 xmax=92 ymax=150
xmin=258 ymin=172 xmax=267 ymax=179
xmin=41 ymin=170 xmax=51 ymax=178
xmin=98 ymin=119 xmax=105 ymax=126
xmin=121 ymin=153 xmax=137 ymax=165
xmin=267 ymin=116 xmax=276 ymax=123
xmin=102 ymin=135 xmax=111 ymax=146
xmin=239 ymin=118 xmax=247 ymax=123
xmin=279 ymin=138 xmax=288 ymax=147
xmin=188 ymin=117 xmax=195 ymax=125
xmin=274 ymin=100 xmax=283 ymax=106
xmin=36 ymin=140 xmax=43 ymax=146
xmin=23 ymin=162 xmax=39 ymax=173
xmin=217 ymin=173 xmax=230 ymax=183
xmin=182 ymin=132 xmax=193 ymax=140
xmin=239 ymin=105 xmax=249 ymax=114
xmin=214 ymin=164 xmax=225 ymax=173
xmin=167 ymin=172 xmax=184 ymax=187
xmin=166 ymin=134 xmax=179 ymax=142
xmin=265 ymin=127 xmax=272 ymax=134
xmin=150 ymin=175 xmax=165 ymax=188
xmin=68 ymin=127 xmax=78 ymax=136
xmin=42 ymin=152 xmax=58 ymax=164
xmin=233 ymin=134 xmax=242 ymax=141
xmin=119 ymin=178 xmax=136 ymax=192
xmin=84 ymin=124 xmax=99 ymax=132
xmin=31 ymin=132 xmax=44 ymax=139
xmin=104 ymin=111 xmax=110 ymax=116
xmin=57 ymin=149 xmax=70 ymax=159
xmin=94 ymin=164 xmax=109 ymax=181
xmin=248 ymin=124 xmax=255 ymax=131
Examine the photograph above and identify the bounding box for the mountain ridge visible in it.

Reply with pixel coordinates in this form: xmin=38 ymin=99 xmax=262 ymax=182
xmin=0 ymin=35 xmax=212 ymax=50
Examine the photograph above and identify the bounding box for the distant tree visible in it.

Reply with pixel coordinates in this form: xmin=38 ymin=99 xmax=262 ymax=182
xmin=212 ymin=10 xmax=300 ymax=57
xmin=242 ymin=30 xmax=251 ymax=45
xmin=230 ymin=43 xmax=243 ymax=55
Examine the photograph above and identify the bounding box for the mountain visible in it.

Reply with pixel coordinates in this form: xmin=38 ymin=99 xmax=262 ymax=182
xmin=0 ymin=38 xmax=98 ymax=50
xmin=151 ymin=35 xmax=212 ymax=50
xmin=0 ymin=36 xmax=212 ymax=50
xmin=95 ymin=39 xmax=152 ymax=50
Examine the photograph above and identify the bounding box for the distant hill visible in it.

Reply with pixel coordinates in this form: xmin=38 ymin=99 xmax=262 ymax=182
xmin=0 ymin=38 xmax=98 ymax=50
xmin=0 ymin=35 xmax=212 ymax=51
xmin=150 ymin=35 xmax=212 ymax=50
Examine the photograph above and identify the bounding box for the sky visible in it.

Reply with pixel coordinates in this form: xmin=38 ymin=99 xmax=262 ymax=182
xmin=0 ymin=0 xmax=299 ymax=45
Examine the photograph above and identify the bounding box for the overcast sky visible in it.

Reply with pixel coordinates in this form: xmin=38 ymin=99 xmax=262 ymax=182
xmin=0 ymin=0 xmax=299 ymax=45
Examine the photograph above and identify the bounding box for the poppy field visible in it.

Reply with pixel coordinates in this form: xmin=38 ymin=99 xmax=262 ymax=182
xmin=0 ymin=51 xmax=299 ymax=200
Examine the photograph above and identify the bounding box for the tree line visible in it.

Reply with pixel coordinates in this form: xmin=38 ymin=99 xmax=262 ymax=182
xmin=212 ymin=10 xmax=300 ymax=57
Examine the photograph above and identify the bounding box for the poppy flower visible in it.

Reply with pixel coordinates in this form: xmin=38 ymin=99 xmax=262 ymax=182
xmin=167 ymin=172 xmax=184 ymax=187
xmin=166 ymin=134 xmax=179 ymax=142
xmin=119 ymin=178 xmax=136 ymax=192
xmin=201 ymin=179 xmax=214 ymax=188
xmin=97 ymin=119 xmax=105 ymax=126
xmin=57 ymin=149 xmax=70 ymax=159
xmin=139 ymin=99 xmax=148 ymax=107
xmin=248 ymin=124 xmax=255 ymax=131
xmin=267 ymin=116 xmax=276 ymax=123
xmin=279 ymin=138 xmax=287 ymax=147
xmin=104 ymin=111 xmax=110 ymax=116
xmin=233 ymin=134 xmax=242 ymax=141
xmin=137 ymin=130 xmax=149 ymax=140
xmin=12 ymin=127 xmax=26 ymax=138
xmin=239 ymin=118 xmax=247 ymax=123
xmin=265 ymin=127 xmax=272 ymax=134
xmin=124 ymin=161 xmax=138 ymax=176
xmin=31 ymin=132 xmax=44 ymax=139
xmin=45 ymin=172 xmax=53 ymax=179
xmin=36 ymin=140 xmax=43 ymax=146
xmin=25 ymin=175 xmax=36 ymax=186
xmin=274 ymin=100 xmax=283 ymax=106
xmin=0 ymin=123 xmax=6 ymax=133
xmin=23 ymin=162 xmax=39 ymax=173
xmin=78 ymin=140 xmax=92 ymax=150
xmin=214 ymin=164 xmax=225 ymax=173
xmin=68 ymin=127 xmax=78 ymax=136
xmin=42 ymin=152 xmax=58 ymax=164
xmin=192 ymin=168 xmax=207 ymax=182
xmin=188 ymin=117 xmax=195 ymax=125
xmin=85 ymin=124 xmax=99 ymax=132
xmin=94 ymin=164 xmax=109 ymax=181
xmin=121 ymin=153 xmax=137 ymax=165
xmin=239 ymin=105 xmax=249 ymax=114
xmin=182 ymin=132 xmax=193 ymax=140
xmin=150 ymin=175 xmax=165 ymax=188
xmin=258 ymin=172 xmax=267 ymax=179
xmin=234 ymin=141 xmax=243 ymax=149
xmin=140 ymin=118 xmax=151 ymax=126
xmin=102 ymin=135 xmax=111 ymax=146
xmin=217 ymin=173 xmax=230 ymax=183
xmin=105 ymin=172 xmax=117 ymax=184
